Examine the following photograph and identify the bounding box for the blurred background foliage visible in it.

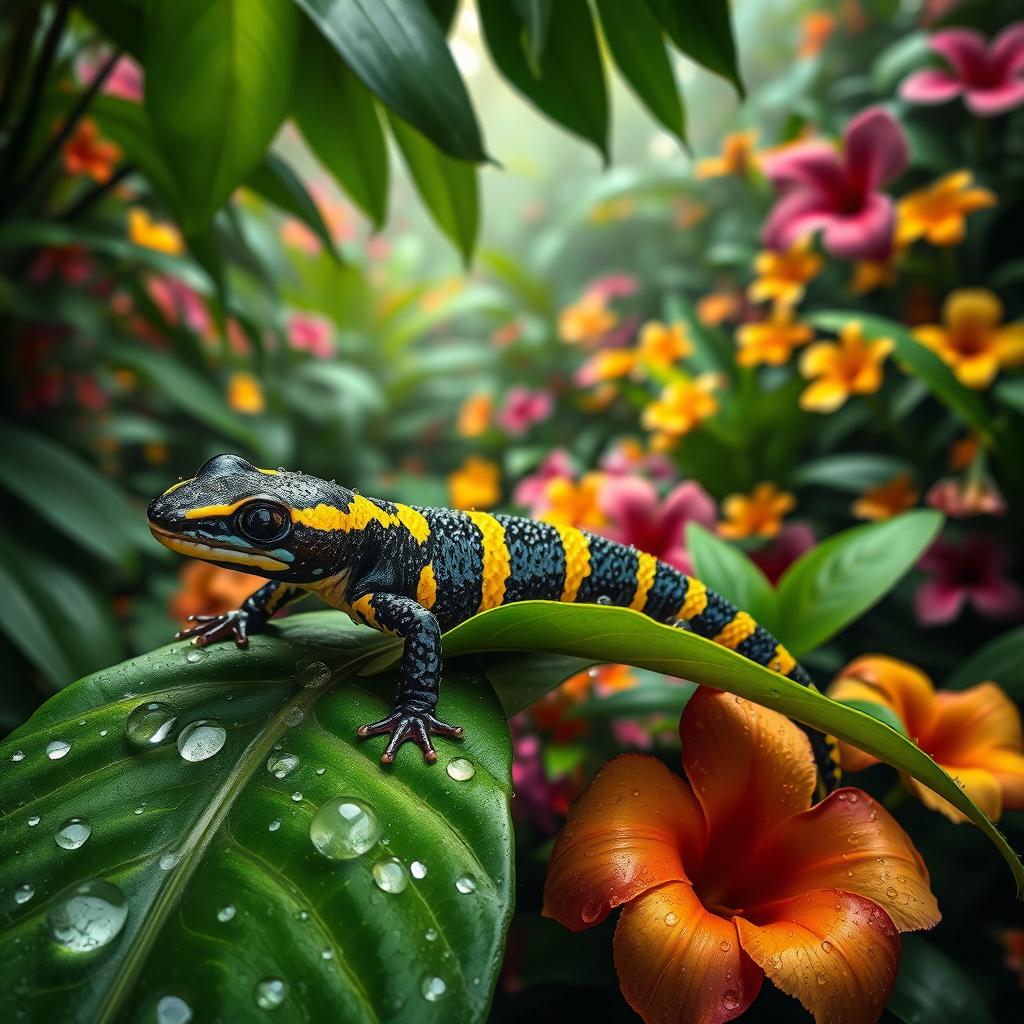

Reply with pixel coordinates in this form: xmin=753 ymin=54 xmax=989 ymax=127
xmin=2 ymin=0 xmax=1024 ymax=1019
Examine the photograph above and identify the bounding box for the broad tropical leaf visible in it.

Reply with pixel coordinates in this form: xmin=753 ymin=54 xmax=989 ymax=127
xmin=887 ymin=937 xmax=995 ymax=1024
xmin=0 ymin=614 xmax=513 ymax=1023
xmin=944 ymin=626 xmax=1024 ymax=695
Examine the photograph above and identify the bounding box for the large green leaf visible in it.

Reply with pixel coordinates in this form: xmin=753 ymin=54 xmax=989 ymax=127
xmin=595 ymin=0 xmax=686 ymax=143
xmin=145 ymin=0 xmax=299 ymax=231
xmin=441 ymin=602 xmax=1024 ymax=892
xmin=686 ymin=522 xmax=778 ymax=632
xmin=387 ymin=113 xmax=479 ymax=264
xmin=813 ymin=312 xmax=996 ymax=439
xmin=887 ymin=937 xmax=994 ymax=1024
xmin=0 ymin=422 xmax=149 ymax=570
xmin=641 ymin=0 xmax=743 ymax=96
xmin=294 ymin=0 xmax=487 ymax=163
xmin=511 ymin=0 xmax=552 ymax=69
xmin=776 ymin=510 xmax=944 ymax=656
xmin=0 ymin=614 xmax=513 ymax=1022
xmin=478 ymin=0 xmax=608 ymax=161
xmin=792 ymin=452 xmax=912 ymax=493
xmin=944 ymin=625 xmax=1024 ymax=696
xmin=291 ymin=24 xmax=389 ymax=229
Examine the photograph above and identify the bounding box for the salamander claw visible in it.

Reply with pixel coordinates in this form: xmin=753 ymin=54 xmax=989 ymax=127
xmin=176 ymin=609 xmax=251 ymax=647
xmin=357 ymin=707 xmax=464 ymax=765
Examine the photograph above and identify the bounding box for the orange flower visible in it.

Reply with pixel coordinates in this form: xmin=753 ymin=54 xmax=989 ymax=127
xmin=448 ymin=456 xmax=501 ymax=510
xmin=748 ymin=237 xmax=823 ymax=306
xmin=577 ymin=347 xmax=637 ymax=386
xmin=799 ymin=11 xmax=835 ymax=57
xmin=696 ymin=131 xmax=760 ymax=179
xmin=558 ymin=292 xmax=618 ymax=346
xmin=735 ymin=307 xmax=813 ymax=367
xmin=226 ymin=372 xmax=264 ymax=414
xmin=912 ymin=289 xmax=1024 ymax=389
xmin=829 ymin=655 xmax=1024 ymax=822
xmin=799 ymin=321 xmax=894 ymax=412
xmin=456 ymin=392 xmax=493 ymax=437
xmin=896 ymin=171 xmax=996 ymax=248
xmin=852 ymin=472 xmax=918 ymax=521
xmin=170 ymin=560 xmax=260 ymax=624
xmin=538 ymin=472 xmax=606 ymax=529
xmin=674 ymin=196 xmax=709 ymax=229
xmin=949 ymin=433 xmax=979 ymax=471
xmin=62 ymin=118 xmax=120 ymax=182
xmin=638 ymin=320 xmax=691 ymax=368
xmin=850 ymin=256 xmax=898 ymax=295
xmin=720 ymin=482 xmax=795 ymax=539
xmin=544 ymin=690 xmax=939 ymax=1024
xmin=641 ymin=375 xmax=719 ymax=443
xmin=128 ymin=208 xmax=184 ymax=256
xmin=697 ymin=291 xmax=740 ymax=327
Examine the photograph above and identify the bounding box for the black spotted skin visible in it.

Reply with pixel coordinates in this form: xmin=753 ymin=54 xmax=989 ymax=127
xmin=148 ymin=455 xmax=842 ymax=787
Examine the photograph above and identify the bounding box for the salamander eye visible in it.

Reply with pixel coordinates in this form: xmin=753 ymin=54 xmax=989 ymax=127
xmin=236 ymin=502 xmax=291 ymax=544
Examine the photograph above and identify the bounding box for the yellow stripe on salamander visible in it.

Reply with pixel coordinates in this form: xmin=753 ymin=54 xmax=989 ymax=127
xmin=555 ymin=525 xmax=591 ymax=603
xmin=772 ymin=643 xmax=797 ymax=675
xmin=293 ymin=497 xmax=430 ymax=543
xmin=465 ymin=511 xmax=511 ymax=612
xmin=417 ymin=563 xmax=437 ymax=610
xmin=185 ymin=498 xmax=248 ymax=519
xmin=678 ymin=576 xmax=708 ymax=619
xmin=629 ymin=552 xmax=659 ymax=611
xmin=712 ymin=610 xmax=758 ymax=650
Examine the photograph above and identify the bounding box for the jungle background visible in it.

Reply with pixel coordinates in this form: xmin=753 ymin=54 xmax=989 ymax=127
xmin=1 ymin=0 xmax=1023 ymax=1021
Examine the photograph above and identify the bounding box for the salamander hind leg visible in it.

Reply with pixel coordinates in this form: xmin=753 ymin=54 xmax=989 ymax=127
xmin=351 ymin=593 xmax=464 ymax=765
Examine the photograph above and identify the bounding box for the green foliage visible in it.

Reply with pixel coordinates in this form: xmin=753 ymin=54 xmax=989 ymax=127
xmin=888 ymin=937 xmax=995 ymax=1024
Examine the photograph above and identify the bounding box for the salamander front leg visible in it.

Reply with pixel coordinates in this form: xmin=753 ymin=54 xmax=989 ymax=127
xmin=176 ymin=582 xmax=301 ymax=647
xmin=352 ymin=593 xmax=464 ymax=765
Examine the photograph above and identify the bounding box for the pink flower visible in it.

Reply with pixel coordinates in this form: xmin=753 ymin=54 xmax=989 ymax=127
xmin=762 ymin=106 xmax=909 ymax=261
xmin=585 ymin=272 xmax=639 ymax=300
xmin=926 ymin=476 xmax=1007 ymax=518
xmin=146 ymin=276 xmax=210 ymax=336
xmin=286 ymin=312 xmax=334 ymax=358
xmin=749 ymin=522 xmax=816 ymax=584
xmin=497 ymin=387 xmax=553 ymax=436
xmin=901 ymin=24 xmax=1024 ymax=117
xmin=598 ymin=476 xmax=716 ymax=574
xmin=28 ymin=245 xmax=95 ymax=285
xmin=510 ymin=726 xmax=576 ymax=836
xmin=600 ymin=441 xmax=675 ymax=482
xmin=77 ymin=53 xmax=143 ymax=102
xmin=915 ymin=534 xmax=1024 ymax=626
xmin=513 ymin=449 xmax=576 ymax=511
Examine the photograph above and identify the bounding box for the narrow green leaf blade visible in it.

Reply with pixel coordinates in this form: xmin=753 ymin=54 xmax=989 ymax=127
xmin=776 ymin=511 xmax=944 ymax=656
xmin=145 ymin=0 xmax=299 ymax=231
xmin=294 ymin=0 xmax=487 ymax=162
xmin=387 ymin=113 xmax=479 ymax=264
xmin=595 ymin=0 xmax=686 ymax=143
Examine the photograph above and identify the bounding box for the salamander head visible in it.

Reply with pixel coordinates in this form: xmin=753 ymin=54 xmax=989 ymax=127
xmin=147 ymin=454 xmax=356 ymax=582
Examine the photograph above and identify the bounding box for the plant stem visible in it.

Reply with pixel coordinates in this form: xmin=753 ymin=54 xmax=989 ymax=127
xmin=0 ymin=2 xmax=41 ymax=135
xmin=59 ymin=160 xmax=134 ymax=221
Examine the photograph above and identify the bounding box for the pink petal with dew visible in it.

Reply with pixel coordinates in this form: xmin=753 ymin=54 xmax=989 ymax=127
xmin=929 ymin=28 xmax=990 ymax=80
xmin=820 ymin=192 xmax=896 ymax=261
xmin=915 ymin=578 xmax=967 ymax=626
xmin=900 ymin=68 xmax=965 ymax=105
xmin=965 ymin=80 xmax=1024 ymax=117
xmin=843 ymin=106 xmax=909 ymax=191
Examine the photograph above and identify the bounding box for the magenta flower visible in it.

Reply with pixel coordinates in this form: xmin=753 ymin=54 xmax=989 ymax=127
xmin=915 ymin=534 xmax=1024 ymax=626
xmin=286 ymin=312 xmax=334 ymax=358
xmin=585 ymin=272 xmax=639 ymax=300
xmin=146 ymin=276 xmax=210 ymax=336
xmin=599 ymin=441 xmax=675 ymax=482
xmin=762 ymin=106 xmax=909 ymax=261
xmin=598 ymin=476 xmax=716 ymax=574
xmin=497 ymin=387 xmax=553 ymax=437
xmin=901 ymin=24 xmax=1024 ymax=117
xmin=77 ymin=52 xmax=143 ymax=102
xmin=28 ymin=245 xmax=95 ymax=285
xmin=513 ymin=449 xmax=576 ymax=511
xmin=749 ymin=522 xmax=817 ymax=584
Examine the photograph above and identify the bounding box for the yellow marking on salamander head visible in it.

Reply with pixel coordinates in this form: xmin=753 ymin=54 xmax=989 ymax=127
xmin=162 ymin=477 xmax=194 ymax=496
xmin=184 ymin=498 xmax=249 ymax=520
xmin=292 ymin=496 xmax=422 ymax=538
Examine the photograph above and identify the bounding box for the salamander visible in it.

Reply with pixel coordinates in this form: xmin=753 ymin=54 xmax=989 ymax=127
xmin=148 ymin=454 xmax=841 ymax=787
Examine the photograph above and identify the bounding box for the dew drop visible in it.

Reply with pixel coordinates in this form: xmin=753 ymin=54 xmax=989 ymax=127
xmin=295 ymin=909 xmax=309 ymax=921
xmin=421 ymin=975 xmax=447 ymax=1002
xmin=11 ymin=750 xmax=24 ymax=762
xmin=134 ymin=806 xmax=145 ymax=815
xmin=283 ymin=705 xmax=304 ymax=727
xmin=885 ymin=886 xmax=898 ymax=900
xmin=27 ymin=815 xmax=40 ymax=827
xmin=268 ymin=819 xmax=282 ymax=832
xmin=816 ymin=973 xmax=826 ymax=986
xmin=718 ymin=939 xmax=731 ymax=952
xmin=596 ymin=595 xmax=613 ymax=605
xmin=155 ymin=994 xmax=193 ymax=1024
xmin=217 ymin=905 xmax=236 ymax=923
xmin=821 ymin=940 xmax=835 ymax=953
xmin=55 ymin=817 xmax=92 ymax=850
xmin=254 ymin=978 xmax=287 ymax=1010
xmin=309 ymin=797 xmax=381 ymax=860
xmin=100 ymin=729 xmax=108 ymax=737
xmin=14 ymin=883 xmax=34 ymax=905
xmin=664 ymin=912 xmax=678 ymax=926
xmin=184 ymin=648 xmax=205 ymax=664
xmin=455 ymin=874 xmax=477 ymax=894
xmin=315 ymin=767 xmax=326 ymax=776
xmin=373 ymin=858 xmax=409 ymax=894
xmin=47 ymin=878 xmax=128 ymax=951
xmin=446 ymin=758 xmax=475 ymax=782
xmin=176 ymin=720 xmax=226 ymax=762
xmin=294 ymin=660 xmax=331 ymax=689
xmin=722 ymin=990 xmax=740 ymax=1011
xmin=265 ymin=752 xmax=299 ymax=778
xmin=291 ymin=792 xmax=303 ymax=803
xmin=159 ymin=852 xmax=180 ymax=870
xmin=125 ymin=702 xmax=178 ymax=750
xmin=425 ymin=927 xmax=438 ymax=942
xmin=410 ymin=860 xmax=427 ymax=879
xmin=321 ymin=947 xmax=334 ymax=961
xmin=46 ymin=739 xmax=71 ymax=760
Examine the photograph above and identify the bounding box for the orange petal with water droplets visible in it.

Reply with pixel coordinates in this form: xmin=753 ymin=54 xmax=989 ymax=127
xmin=735 ymin=889 xmax=899 ymax=1024
xmin=543 ymin=755 xmax=706 ymax=930
xmin=614 ymin=881 xmax=763 ymax=1024
xmin=731 ymin=788 xmax=939 ymax=933
xmin=904 ymin=766 xmax=1003 ymax=824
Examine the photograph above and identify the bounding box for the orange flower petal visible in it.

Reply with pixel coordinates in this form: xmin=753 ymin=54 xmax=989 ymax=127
xmin=904 ymin=766 xmax=1002 ymax=824
xmin=945 ymin=289 xmax=1002 ymax=333
xmin=614 ymin=881 xmax=763 ymax=1024
xmin=800 ymin=379 xmax=848 ymax=412
xmin=733 ymin=789 xmax=940 ymax=932
xmin=543 ymin=755 xmax=706 ymax=930
xmin=735 ymin=889 xmax=899 ymax=1024
xmin=929 ymin=683 xmax=1023 ymax=761
xmin=679 ymin=690 xmax=815 ymax=863
xmin=831 ymin=656 xmax=935 ymax=740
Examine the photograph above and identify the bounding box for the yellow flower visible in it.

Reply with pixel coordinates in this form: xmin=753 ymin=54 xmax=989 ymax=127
xmin=913 ymin=289 xmax=1024 ymax=389
xmin=226 ymin=372 xmax=264 ymax=415
xmin=456 ymin=392 xmax=493 ymax=437
xmin=695 ymin=130 xmax=760 ymax=179
xmin=852 ymin=472 xmax=919 ymax=521
xmin=538 ymin=472 xmax=607 ymax=529
xmin=128 ymin=208 xmax=184 ymax=256
xmin=696 ymin=291 xmax=740 ymax=327
xmin=578 ymin=348 xmax=638 ymax=385
xmin=735 ymin=306 xmax=814 ymax=367
xmin=799 ymin=321 xmax=894 ymax=412
xmin=719 ymin=482 xmax=795 ymax=539
xmin=748 ymin=237 xmax=823 ymax=305
xmin=558 ymin=292 xmax=617 ymax=346
xmin=850 ymin=256 xmax=898 ymax=295
xmin=897 ymin=171 xmax=996 ymax=248
xmin=448 ymin=456 xmax=501 ymax=510
xmin=641 ymin=375 xmax=719 ymax=442
xmin=637 ymin=320 xmax=691 ymax=368
xmin=420 ymin=277 xmax=463 ymax=312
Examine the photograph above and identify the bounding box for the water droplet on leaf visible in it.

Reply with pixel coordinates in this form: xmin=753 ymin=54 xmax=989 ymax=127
xmin=455 ymin=875 xmax=477 ymax=894
xmin=410 ymin=860 xmax=427 ymax=879
xmin=177 ymin=720 xmax=226 ymax=762
xmin=446 ymin=758 xmax=475 ymax=782
xmin=421 ymin=976 xmax=446 ymax=1002
xmin=14 ymin=883 xmax=34 ymax=905
xmin=217 ymin=905 xmax=235 ymax=923
xmin=125 ymin=702 xmax=178 ymax=750
xmin=373 ymin=858 xmax=409 ymax=894
xmin=309 ymin=798 xmax=381 ymax=860
xmin=55 ymin=817 xmax=92 ymax=850
xmin=254 ymin=978 xmax=287 ymax=1010
xmin=47 ymin=878 xmax=128 ymax=951
xmin=46 ymin=740 xmax=70 ymax=760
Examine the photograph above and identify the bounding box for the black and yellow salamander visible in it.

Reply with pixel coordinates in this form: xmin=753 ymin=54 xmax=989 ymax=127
xmin=148 ymin=454 xmax=840 ymax=787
